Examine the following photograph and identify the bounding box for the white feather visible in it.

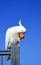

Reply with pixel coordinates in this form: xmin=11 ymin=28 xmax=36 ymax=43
xmin=5 ymin=20 xmax=26 ymax=49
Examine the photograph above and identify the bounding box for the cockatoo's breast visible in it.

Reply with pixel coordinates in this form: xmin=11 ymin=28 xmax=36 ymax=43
xmin=9 ymin=33 xmax=20 ymax=44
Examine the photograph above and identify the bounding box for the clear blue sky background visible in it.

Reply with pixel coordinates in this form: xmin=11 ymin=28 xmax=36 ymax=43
xmin=0 ymin=0 xmax=41 ymax=65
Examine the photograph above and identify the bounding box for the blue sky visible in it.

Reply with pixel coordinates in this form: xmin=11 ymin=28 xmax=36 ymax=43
xmin=0 ymin=0 xmax=41 ymax=65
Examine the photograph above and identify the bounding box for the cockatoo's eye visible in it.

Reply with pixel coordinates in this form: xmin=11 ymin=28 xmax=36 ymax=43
xmin=21 ymin=30 xmax=23 ymax=32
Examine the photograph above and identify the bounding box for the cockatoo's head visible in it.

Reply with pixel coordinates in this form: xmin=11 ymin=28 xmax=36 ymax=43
xmin=17 ymin=20 xmax=26 ymax=39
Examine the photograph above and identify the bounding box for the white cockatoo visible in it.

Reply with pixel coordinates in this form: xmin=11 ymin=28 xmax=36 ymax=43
xmin=5 ymin=20 xmax=26 ymax=60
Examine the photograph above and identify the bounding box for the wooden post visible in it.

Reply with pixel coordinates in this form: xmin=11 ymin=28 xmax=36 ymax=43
xmin=11 ymin=43 xmax=20 ymax=65
xmin=0 ymin=43 xmax=20 ymax=65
